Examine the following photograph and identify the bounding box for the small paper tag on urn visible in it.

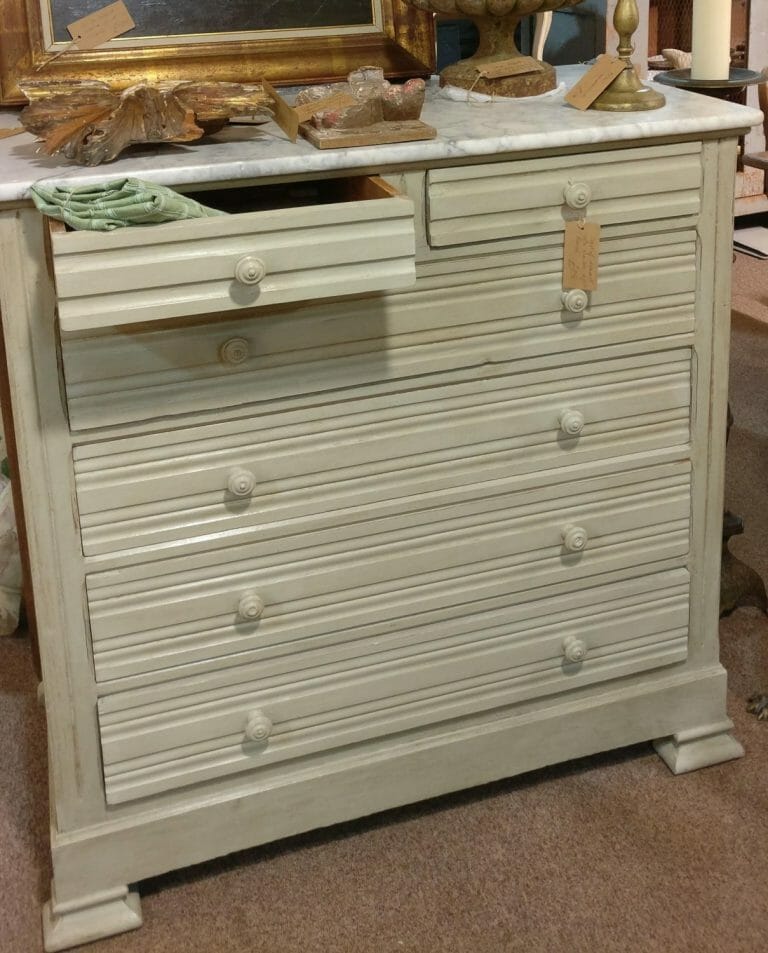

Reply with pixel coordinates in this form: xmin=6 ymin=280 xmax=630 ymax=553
xmin=564 ymin=55 xmax=625 ymax=110
xmin=478 ymin=57 xmax=546 ymax=80
xmin=67 ymin=0 xmax=135 ymax=50
xmin=563 ymin=220 xmax=601 ymax=290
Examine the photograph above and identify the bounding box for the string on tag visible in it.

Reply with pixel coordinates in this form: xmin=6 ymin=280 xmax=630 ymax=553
xmin=34 ymin=41 xmax=77 ymax=71
xmin=465 ymin=72 xmax=496 ymax=107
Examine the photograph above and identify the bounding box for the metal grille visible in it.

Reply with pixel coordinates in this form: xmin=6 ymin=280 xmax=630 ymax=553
xmin=649 ymin=0 xmax=692 ymax=57
xmin=648 ymin=0 xmax=748 ymax=66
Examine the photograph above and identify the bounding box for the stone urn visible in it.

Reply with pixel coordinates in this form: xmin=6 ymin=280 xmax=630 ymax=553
xmin=405 ymin=0 xmax=585 ymax=97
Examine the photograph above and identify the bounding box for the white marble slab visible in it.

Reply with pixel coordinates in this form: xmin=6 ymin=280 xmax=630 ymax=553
xmin=0 ymin=66 xmax=761 ymax=204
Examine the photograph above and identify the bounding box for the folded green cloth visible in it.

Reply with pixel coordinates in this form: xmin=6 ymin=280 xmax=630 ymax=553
xmin=30 ymin=178 xmax=226 ymax=231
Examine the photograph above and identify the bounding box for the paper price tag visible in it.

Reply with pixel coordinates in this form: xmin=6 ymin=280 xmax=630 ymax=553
xmin=564 ymin=55 xmax=625 ymax=111
xmin=563 ymin=220 xmax=601 ymax=291
xmin=67 ymin=0 xmax=135 ymax=51
xmin=479 ymin=57 xmax=545 ymax=80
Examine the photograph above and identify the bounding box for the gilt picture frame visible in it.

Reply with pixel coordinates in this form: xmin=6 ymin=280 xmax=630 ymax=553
xmin=0 ymin=0 xmax=435 ymax=104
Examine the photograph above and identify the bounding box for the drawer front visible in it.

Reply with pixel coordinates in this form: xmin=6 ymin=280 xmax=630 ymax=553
xmin=49 ymin=176 xmax=416 ymax=332
xmin=426 ymin=142 xmax=702 ymax=248
xmin=61 ymin=231 xmax=696 ymax=432
xmin=87 ymin=460 xmax=691 ymax=684
xmin=97 ymin=567 xmax=690 ymax=804
xmin=74 ymin=347 xmax=692 ymax=557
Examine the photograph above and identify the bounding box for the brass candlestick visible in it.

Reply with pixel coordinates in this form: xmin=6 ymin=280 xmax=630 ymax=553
xmin=592 ymin=0 xmax=666 ymax=111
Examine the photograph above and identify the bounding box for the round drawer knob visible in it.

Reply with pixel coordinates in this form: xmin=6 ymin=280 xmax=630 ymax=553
xmin=562 ymin=635 xmax=588 ymax=663
xmin=561 ymin=289 xmax=589 ymax=314
xmin=227 ymin=467 xmax=256 ymax=498
xmin=219 ymin=337 xmax=250 ymax=366
xmin=238 ymin=592 xmax=264 ymax=622
xmin=244 ymin=710 xmax=272 ymax=743
xmin=562 ymin=524 xmax=588 ymax=553
xmin=559 ymin=409 xmax=585 ymax=437
xmin=234 ymin=255 xmax=266 ymax=286
xmin=563 ymin=181 xmax=592 ymax=210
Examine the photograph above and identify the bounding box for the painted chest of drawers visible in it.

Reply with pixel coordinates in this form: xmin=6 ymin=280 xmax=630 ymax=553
xmin=0 ymin=79 xmax=759 ymax=950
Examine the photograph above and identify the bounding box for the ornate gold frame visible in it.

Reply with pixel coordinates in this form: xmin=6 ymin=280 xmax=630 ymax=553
xmin=0 ymin=0 xmax=435 ymax=104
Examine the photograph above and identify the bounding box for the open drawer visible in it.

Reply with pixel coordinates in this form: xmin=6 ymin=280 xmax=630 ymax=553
xmin=47 ymin=176 xmax=417 ymax=332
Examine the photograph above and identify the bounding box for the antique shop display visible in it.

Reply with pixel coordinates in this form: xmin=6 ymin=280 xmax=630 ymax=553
xmin=404 ymin=0 xmax=584 ymax=97
xmin=0 ymin=69 xmax=759 ymax=949
xmin=0 ymin=0 xmax=434 ymax=105
xmin=591 ymin=0 xmax=666 ymax=110
xmin=19 ymin=80 xmax=272 ymax=165
xmin=294 ymin=67 xmax=435 ymax=148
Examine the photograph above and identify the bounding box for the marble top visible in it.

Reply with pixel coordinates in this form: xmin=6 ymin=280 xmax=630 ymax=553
xmin=0 ymin=66 xmax=761 ymax=204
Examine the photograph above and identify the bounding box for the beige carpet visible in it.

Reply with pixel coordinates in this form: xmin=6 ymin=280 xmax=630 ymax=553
xmin=3 ymin=281 xmax=768 ymax=953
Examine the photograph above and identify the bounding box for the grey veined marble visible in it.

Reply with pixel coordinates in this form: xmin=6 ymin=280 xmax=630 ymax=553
xmin=0 ymin=66 xmax=761 ymax=205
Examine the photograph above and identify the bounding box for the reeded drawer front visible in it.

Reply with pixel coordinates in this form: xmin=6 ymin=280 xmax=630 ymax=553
xmin=87 ymin=459 xmax=691 ymax=685
xmin=74 ymin=347 xmax=692 ymax=557
xmin=426 ymin=142 xmax=702 ymax=248
xmin=48 ymin=176 xmax=416 ymax=333
xmin=60 ymin=231 xmax=696 ymax=432
xmin=96 ymin=567 xmax=690 ymax=804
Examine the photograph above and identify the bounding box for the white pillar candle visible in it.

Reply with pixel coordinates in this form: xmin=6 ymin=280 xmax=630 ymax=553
xmin=691 ymin=0 xmax=732 ymax=81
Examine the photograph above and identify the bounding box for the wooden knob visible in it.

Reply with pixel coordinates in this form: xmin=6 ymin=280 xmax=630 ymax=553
xmin=562 ymin=524 xmax=588 ymax=553
xmin=219 ymin=337 xmax=249 ymax=365
xmin=561 ymin=289 xmax=588 ymax=313
xmin=562 ymin=635 xmax=588 ymax=663
xmin=244 ymin=710 xmax=272 ymax=743
xmin=559 ymin=409 xmax=585 ymax=436
xmin=227 ymin=468 xmax=256 ymax=498
xmin=234 ymin=256 xmax=266 ymax=286
xmin=563 ymin=181 xmax=592 ymax=210
xmin=238 ymin=592 xmax=264 ymax=622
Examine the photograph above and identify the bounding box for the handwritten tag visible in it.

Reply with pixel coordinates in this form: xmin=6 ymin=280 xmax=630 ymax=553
xmin=0 ymin=128 xmax=26 ymax=140
xmin=564 ymin=55 xmax=625 ymax=111
xmin=479 ymin=57 xmax=546 ymax=80
xmin=262 ymin=79 xmax=300 ymax=141
xmin=294 ymin=92 xmax=357 ymax=123
xmin=563 ymin=220 xmax=601 ymax=291
xmin=67 ymin=0 xmax=135 ymax=51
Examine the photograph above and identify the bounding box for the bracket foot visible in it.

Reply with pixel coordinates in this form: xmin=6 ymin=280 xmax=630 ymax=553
xmin=42 ymin=883 xmax=142 ymax=952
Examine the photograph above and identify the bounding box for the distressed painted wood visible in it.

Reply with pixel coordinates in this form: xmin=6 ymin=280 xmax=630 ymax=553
xmin=73 ymin=347 xmax=691 ymax=557
xmin=426 ymin=142 xmax=702 ymax=246
xmin=49 ymin=176 xmax=416 ymax=332
xmin=59 ymin=231 xmax=697 ymax=432
xmin=0 ymin=127 xmax=748 ymax=949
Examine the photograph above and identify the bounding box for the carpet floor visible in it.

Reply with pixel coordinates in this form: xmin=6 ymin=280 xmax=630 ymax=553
xmin=2 ymin=272 xmax=768 ymax=953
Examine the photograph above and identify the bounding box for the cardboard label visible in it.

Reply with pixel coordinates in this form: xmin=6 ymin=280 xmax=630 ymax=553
xmin=262 ymin=79 xmax=300 ymax=141
xmin=0 ymin=128 xmax=26 ymax=140
xmin=563 ymin=220 xmax=601 ymax=291
xmin=293 ymin=92 xmax=357 ymax=123
xmin=67 ymin=0 xmax=135 ymax=51
xmin=479 ymin=57 xmax=546 ymax=80
xmin=564 ymin=55 xmax=625 ymax=111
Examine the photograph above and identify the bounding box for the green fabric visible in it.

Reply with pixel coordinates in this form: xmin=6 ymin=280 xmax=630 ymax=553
xmin=30 ymin=178 xmax=226 ymax=231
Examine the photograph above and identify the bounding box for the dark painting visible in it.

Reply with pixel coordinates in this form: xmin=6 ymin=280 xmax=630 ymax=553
xmin=50 ymin=0 xmax=376 ymax=42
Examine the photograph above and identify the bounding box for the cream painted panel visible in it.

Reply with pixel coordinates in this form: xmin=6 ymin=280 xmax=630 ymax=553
xmin=74 ymin=348 xmax=692 ymax=557
xmin=49 ymin=177 xmax=417 ymax=332
xmin=94 ymin=557 xmax=689 ymax=689
xmin=97 ymin=571 xmax=690 ymax=803
xmin=427 ymin=142 xmax=702 ymax=247
xmin=60 ymin=233 xmax=696 ymax=432
xmin=86 ymin=461 xmax=691 ymax=684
